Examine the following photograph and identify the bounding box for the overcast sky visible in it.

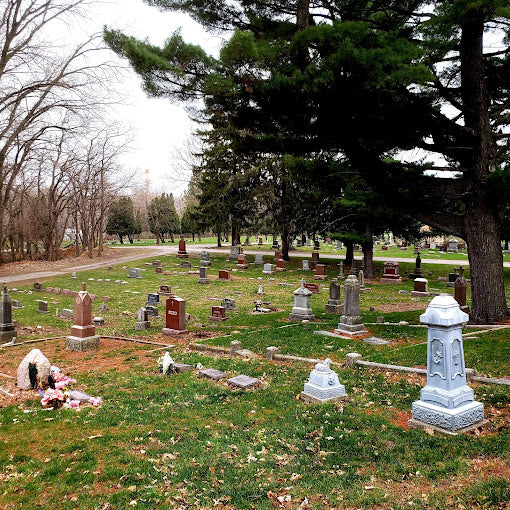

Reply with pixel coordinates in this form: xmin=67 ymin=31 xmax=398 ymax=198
xmin=74 ymin=0 xmax=225 ymax=196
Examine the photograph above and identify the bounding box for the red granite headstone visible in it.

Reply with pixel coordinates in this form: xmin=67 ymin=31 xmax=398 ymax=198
xmin=305 ymin=282 xmax=320 ymax=294
xmin=314 ymin=263 xmax=327 ymax=280
xmin=380 ymin=261 xmax=402 ymax=284
xmin=177 ymin=235 xmax=189 ymax=258
xmin=218 ymin=270 xmax=231 ymax=281
xmin=236 ymin=254 xmax=248 ymax=269
xmin=381 ymin=245 xmax=388 ymax=251
xmin=162 ymin=296 xmax=188 ymax=335
xmin=155 ymin=267 xmax=162 ymax=274
xmin=70 ymin=283 xmax=95 ymax=338
xmin=209 ymin=306 xmax=228 ymax=321
xmin=258 ymin=237 xmax=263 ymax=245
xmin=276 ymin=258 xmax=286 ymax=271
xmin=159 ymin=285 xmax=172 ymax=295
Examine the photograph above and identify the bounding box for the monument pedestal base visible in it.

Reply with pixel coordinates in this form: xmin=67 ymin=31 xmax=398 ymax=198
xmin=380 ymin=277 xmax=402 ymax=284
xmin=135 ymin=321 xmax=150 ymax=330
xmin=411 ymin=400 xmax=485 ymax=433
xmin=300 ymin=392 xmax=348 ymax=404
xmin=325 ymin=304 xmax=343 ymax=314
xmin=289 ymin=310 xmax=315 ymax=321
xmin=408 ymin=417 xmax=488 ymax=436
xmin=411 ymin=291 xmax=429 ymax=297
xmin=162 ymin=328 xmax=188 ymax=335
xmin=66 ymin=335 xmax=99 ymax=352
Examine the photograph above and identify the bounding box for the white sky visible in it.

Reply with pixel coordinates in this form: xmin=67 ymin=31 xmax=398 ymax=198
xmin=72 ymin=0 xmax=225 ymax=196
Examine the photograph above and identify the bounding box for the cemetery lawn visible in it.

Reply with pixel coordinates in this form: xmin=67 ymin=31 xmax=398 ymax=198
xmin=1 ymin=252 xmax=509 ymax=509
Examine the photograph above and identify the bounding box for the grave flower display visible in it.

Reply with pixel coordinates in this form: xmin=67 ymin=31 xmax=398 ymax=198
xmin=158 ymin=352 xmax=175 ymax=375
xmin=40 ymin=388 xmax=66 ymax=409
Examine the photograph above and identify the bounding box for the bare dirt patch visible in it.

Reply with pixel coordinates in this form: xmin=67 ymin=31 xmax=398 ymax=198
xmin=376 ymin=301 xmax=429 ymax=313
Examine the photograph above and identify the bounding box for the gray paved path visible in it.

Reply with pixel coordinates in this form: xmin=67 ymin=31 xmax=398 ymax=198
xmin=1 ymin=244 xmax=509 ymax=285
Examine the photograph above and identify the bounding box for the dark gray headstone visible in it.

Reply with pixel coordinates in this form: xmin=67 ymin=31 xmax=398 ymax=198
xmin=227 ymin=374 xmax=261 ymax=389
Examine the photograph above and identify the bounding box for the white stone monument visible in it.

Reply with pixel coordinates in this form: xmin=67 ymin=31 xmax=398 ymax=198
xmin=409 ymin=295 xmax=486 ymax=434
xmin=262 ymin=263 xmax=274 ymax=275
xmin=289 ymin=279 xmax=315 ymax=321
xmin=301 ymin=358 xmax=347 ymax=403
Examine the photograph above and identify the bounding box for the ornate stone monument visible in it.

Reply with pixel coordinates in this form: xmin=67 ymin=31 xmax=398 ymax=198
xmin=358 ymin=270 xmax=365 ymax=290
xmin=409 ymin=295 xmax=486 ymax=434
xmin=447 ymin=238 xmax=459 ymax=253
xmin=301 ymin=358 xmax=347 ymax=403
xmin=66 ymin=283 xmax=99 ymax=351
xmin=325 ymin=278 xmax=343 ymax=314
xmin=162 ymin=296 xmax=188 ymax=335
xmin=177 ymin=235 xmax=189 ymax=258
xmin=0 ymin=284 xmax=16 ymax=343
xmin=334 ymin=275 xmax=367 ymax=337
xmin=302 ymin=260 xmax=310 ymax=271
xmin=135 ymin=307 xmax=151 ymax=329
xmin=200 ymin=250 xmax=211 ymax=266
xmin=289 ymin=279 xmax=315 ymax=321
xmin=380 ymin=261 xmax=402 ymax=284
xmin=409 ymin=252 xmax=423 ymax=280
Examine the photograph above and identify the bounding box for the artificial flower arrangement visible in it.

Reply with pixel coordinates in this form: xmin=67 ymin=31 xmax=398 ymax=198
xmin=158 ymin=352 xmax=175 ymax=375
xmin=38 ymin=366 xmax=102 ymax=410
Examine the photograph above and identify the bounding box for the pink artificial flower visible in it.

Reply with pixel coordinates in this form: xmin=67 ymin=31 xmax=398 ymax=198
xmin=89 ymin=396 xmax=102 ymax=407
xmin=41 ymin=388 xmax=65 ymax=407
xmin=68 ymin=400 xmax=80 ymax=409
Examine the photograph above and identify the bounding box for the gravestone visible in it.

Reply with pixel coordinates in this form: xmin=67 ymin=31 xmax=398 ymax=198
xmin=254 ymin=253 xmax=264 ymax=265
xmin=177 ymin=235 xmax=189 ymax=258
xmin=447 ymin=238 xmax=459 ymax=253
xmin=409 ymin=252 xmax=423 ymax=280
xmin=258 ymin=237 xmax=264 ymax=245
xmin=162 ymin=296 xmax=188 ymax=335
xmin=180 ymin=260 xmax=192 ymax=268
xmin=11 ymin=299 xmax=23 ymax=309
xmin=128 ymin=267 xmax=142 ymax=278
xmin=336 ymin=240 xmax=343 ymax=249
xmin=289 ymin=279 xmax=315 ymax=321
xmin=338 ymin=262 xmax=344 ymax=278
xmin=17 ymin=349 xmax=50 ymax=390
xmin=159 ymin=285 xmax=172 ymax=296
xmin=301 ymin=358 xmax=347 ymax=403
xmin=199 ymin=368 xmax=227 ymax=381
xmin=276 ymin=259 xmax=286 ymax=271
xmin=200 ymin=251 xmax=211 ymax=266
xmin=454 ymin=268 xmax=469 ymax=312
xmin=262 ymin=263 xmax=273 ymax=276
xmin=304 ymin=282 xmax=320 ymax=294
xmin=146 ymin=305 xmax=158 ymax=317
xmin=358 ymin=270 xmax=365 ymax=290
xmin=93 ymin=317 xmax=105 ymax=326
xmin=271 ymin=237 xmax=279 ymax=249
xmin=228 ymin=245 xmax=241 ymax=261
xmin=135 ymin=307 xmax=151 ymax=329
xmin=221 ymin=298 xmax=237 ymax=311
xmin=228 ymin=374 xmax=261 ymax=389
xmin=146 ymin=293 xmax=160 ymax=306
xmin=152 ymin=260 xmax=161 ymax=267
xmin=218 ymin=269 xmax=231 ymax=281
xmin=447 ymin=267 xmax=461 ymax=287
xmin=236 ymin=254 xmax=248 ymax=269
xmin=198 ymin=266 xmax=210 ymax=284
xmin=155 ymin=267 xmax=162 ymax=274
xmin=381 ymin=245 xmax=388 ymax=251
xmin=296 ymin=239 xmax=303 ymax=247
xmin=302 ymin=260 xmax=310 ymax=271
xmin=334 ymin=274 xmax=367 ymax=337
xmin=33 ymin=282 xmax=43 ymax=292
xmin=36 ymin=300 xmax=49 ymax=314
xmin=314 ymin=264 xmax=327 ymax=281
xmin=209 ymin=306 xmax=228 ymax=321
xmin=257 ymin=285 xmax=264 ymax=295
xmin=380 ymin=261 xmax=402 ymax=284
xmin=98 ymin=303 xmax=109 ymax=313
xmin=409 ymin=295 xmax=485 ymax=433
xmin=313 ymin=240 xmax=320 ymax=250
xmin=66 ymin=283 xmax=100 ymax=351
xmin=61 ymin=308 xmax=74 ymax=319
xmin=0 ymin=284 xmax=16 ymax=342
xmin=411 ymin=278 xmax=429 ymax=296
xmin=311 ymin=252 xmax=319 ymax=265
xmin=71 ymin=272 xmax=77 ymax=279
xmin=325 ymin=278 xmax=343 ymax=314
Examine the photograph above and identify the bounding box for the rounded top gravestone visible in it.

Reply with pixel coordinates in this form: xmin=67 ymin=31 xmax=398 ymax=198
xmin=420 ymin=295 xmax=468 ymax=327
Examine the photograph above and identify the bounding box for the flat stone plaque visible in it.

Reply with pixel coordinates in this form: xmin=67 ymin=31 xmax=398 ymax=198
xmin=174 ymin=363 xmax=194 ymax=373
xmin=198 ymin=368 xmax=227 ymax=381
xmin=68 ymin=390 xmax=92 ymax=403
xmin=362 ymin=337 xmax=390 ymax=345
xmin=227 ymin=374 xmax=261 ymax=389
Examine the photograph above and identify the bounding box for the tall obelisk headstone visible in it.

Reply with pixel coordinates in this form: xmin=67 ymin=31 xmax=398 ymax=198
xmin=66 ymin=283 xmax=99 ymax=351
xmin=0 ymin=284 xmax=17 ymax=343
xmin=334 ymin=274 xmax=367 ymax=337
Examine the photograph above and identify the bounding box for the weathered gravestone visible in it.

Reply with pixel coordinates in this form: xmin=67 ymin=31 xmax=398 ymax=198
xmin=155 ymin=267 xmax=163 ymax=274
xmin=311 ymin=252 xmax=319 ymax=265
xmin=177 ymin=235 xmax=189 ymax=258
xmin=128 ymin=267 xmax=142 ymax=278
xmin=198 ymin=266 xmax=210 ymax=284
xmin=93 ymin=317 xmax=105 ymax=326
xmin=409 ymin=295 xmax=486 ymax=433
xmin=66 ymin=283 xmax=99 ymax=352
xmin=228 ymin=245 xmax=241 ymax=261
xmin=301 ymin=358 xmax=347 ymax=404
xmin=325 ymin=278 xmax=343 ymax=314
xmin=17 ymin=349 xmax=50 ymax=389
xmin=11 ymin=299 xmax=23 ymax=309
xmin=0 ymin=284 xmax=17 ymax=343
xmin=447 ymin=238 xmax=459 ymax=253
xmin=447 ymin=267 xmax=461 ymax=287
xmin=162 ymin=296 xmax=188 ymax=335
xmin=135 ymin=307 xmax=151 ymax=329
xmin=180 ymin=260 xmax=192 ymax=268
xmin=313 ymin=240 xmax=320 ymax=250
xmin=380 ymin=261 xmax=402 ymax=284
xmin=221 ymin=298 xmax=237 ymax=311
xmin=33 ymin=282 xmax=43 ymax=292
xmin=454 ymin=268 xmax=469 ymax=313
xmin=152 ymin=260 xmax=161 ymax=267
xmin=334 ymin=274 xmax=367 ymax=337
xmin=146 ymin=305 xmax=158 ymax=317
xmin=289 ymin=279 xmax=315 ymax=321
xmin=199 ymin=368 xmax=227 ymax=381
xmin=302 ymin=260 xmax=310 ymax=271
xmin=228 ymin=374 xmax=261 ymax=389
xmin=314 ymin=264 xmax=327 ymax=281
xmin=236 ymin=254 xmax=248 ymax=269
xmin=61 ymin=308 xmax=74 ymax=319
xmin=159 ymin=285 xmax=172 ymax=296
xmin=338 ymin=262 xmax=344 ymax=278
xmin=71 ymin=272 xmax=77 ymax=279
xmin=209 ymin=306 xmax=228 ymax=321
xmin=146 ymin=293 xmax=160 ymax=306
xmin=254 ymin=253 xmax=264 ymax=265
xmin=36 ymin=300 xmax=49 ymax=314
xmin=358 ymin=270 xmax=365 ymax=290
xmin=262 ymin=263 xmax=273 ymax=276
xmin=411 ymin=278 xmax=429 ymax=296
xmin=200 ymin=251 xmax=211 ymax=267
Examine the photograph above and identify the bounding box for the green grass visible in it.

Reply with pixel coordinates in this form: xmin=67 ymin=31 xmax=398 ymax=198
xmin=2 ymin=250 xmax=509 ymax=509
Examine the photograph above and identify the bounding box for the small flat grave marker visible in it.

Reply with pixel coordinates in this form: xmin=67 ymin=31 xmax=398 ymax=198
xmin=173 ymin=363 xmax=194 ymax=373
xmin=227 ymin=374 xmax=261 ymax=389
xmin=363 ymin=337 xmax=390 ymax=345
xmin=198 ymin=368 xmax=227 ymax=381
xmin=304 ymin=282 xmax=320 ymax=294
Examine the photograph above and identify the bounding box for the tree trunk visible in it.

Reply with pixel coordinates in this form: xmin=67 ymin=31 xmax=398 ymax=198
xmin=459 ymin=14 xmax=508 ymax=323
xmin=118 ymin=235 xmax=124 ymax=244
xmin=505 ymin=240 xmax=509 ymax=251
xmin=362 ymin=223 xmax=374 ymax=277
xmin=344 ymin=241 xmax=354 ymax=265
xmin=217 ymin=230 xmax=222 ymax=247
xmin=281 ymin=225 xmax=290 ymax=261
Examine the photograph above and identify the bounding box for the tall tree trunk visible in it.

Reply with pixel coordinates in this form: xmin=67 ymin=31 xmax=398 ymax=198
xmin=217 ymin=229 xmax=222 ymax=248
xmin=281 ymin=225 xmax=290 ymax=261
xmin=362 ymin=223 xmax=374 ymax=277
xmin=231 ymin=222 xmax=240 ymax=245
xmin=460 ymin=14 xmax=508 ymax=323
xmin=344 ymin=241 xmax=354 ymax=265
